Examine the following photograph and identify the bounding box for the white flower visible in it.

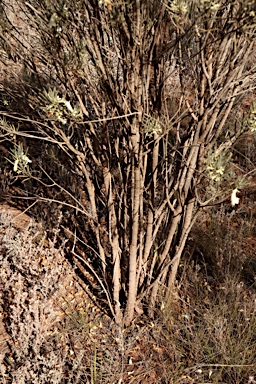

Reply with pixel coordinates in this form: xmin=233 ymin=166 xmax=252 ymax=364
xmin=13 ymin=159 xmax=19 ymax=172
xmin=231 ymin=188 xmax=240 ymax=207
xmin=63 ymin=100 xmax=74 ymax=112
xmin=22 ymin=154 xmax=32 ymax=164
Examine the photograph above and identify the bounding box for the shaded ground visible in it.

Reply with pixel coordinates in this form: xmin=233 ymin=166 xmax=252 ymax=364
xmin=0 ymin=201 xmax=255 ymax=383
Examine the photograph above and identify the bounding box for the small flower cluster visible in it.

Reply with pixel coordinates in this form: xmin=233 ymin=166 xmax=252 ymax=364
xmin=168 ymin=0 xmax=188 ymax=14
xmin=205 ymin=149 xmax=231 ymax=183
xmin=142 ymin=114 xmax=162 ymax=138
xmin=201 ymin=0 xmax=221 ymax=11
xmin=42 ymin=87 xmax=83 ymax=125
xmin=8 ymin=143 xmax=32 ymax=174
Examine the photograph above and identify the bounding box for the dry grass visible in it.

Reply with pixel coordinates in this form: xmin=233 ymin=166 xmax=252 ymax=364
xmin=160 ymin=209 xmax=256 ymax=384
